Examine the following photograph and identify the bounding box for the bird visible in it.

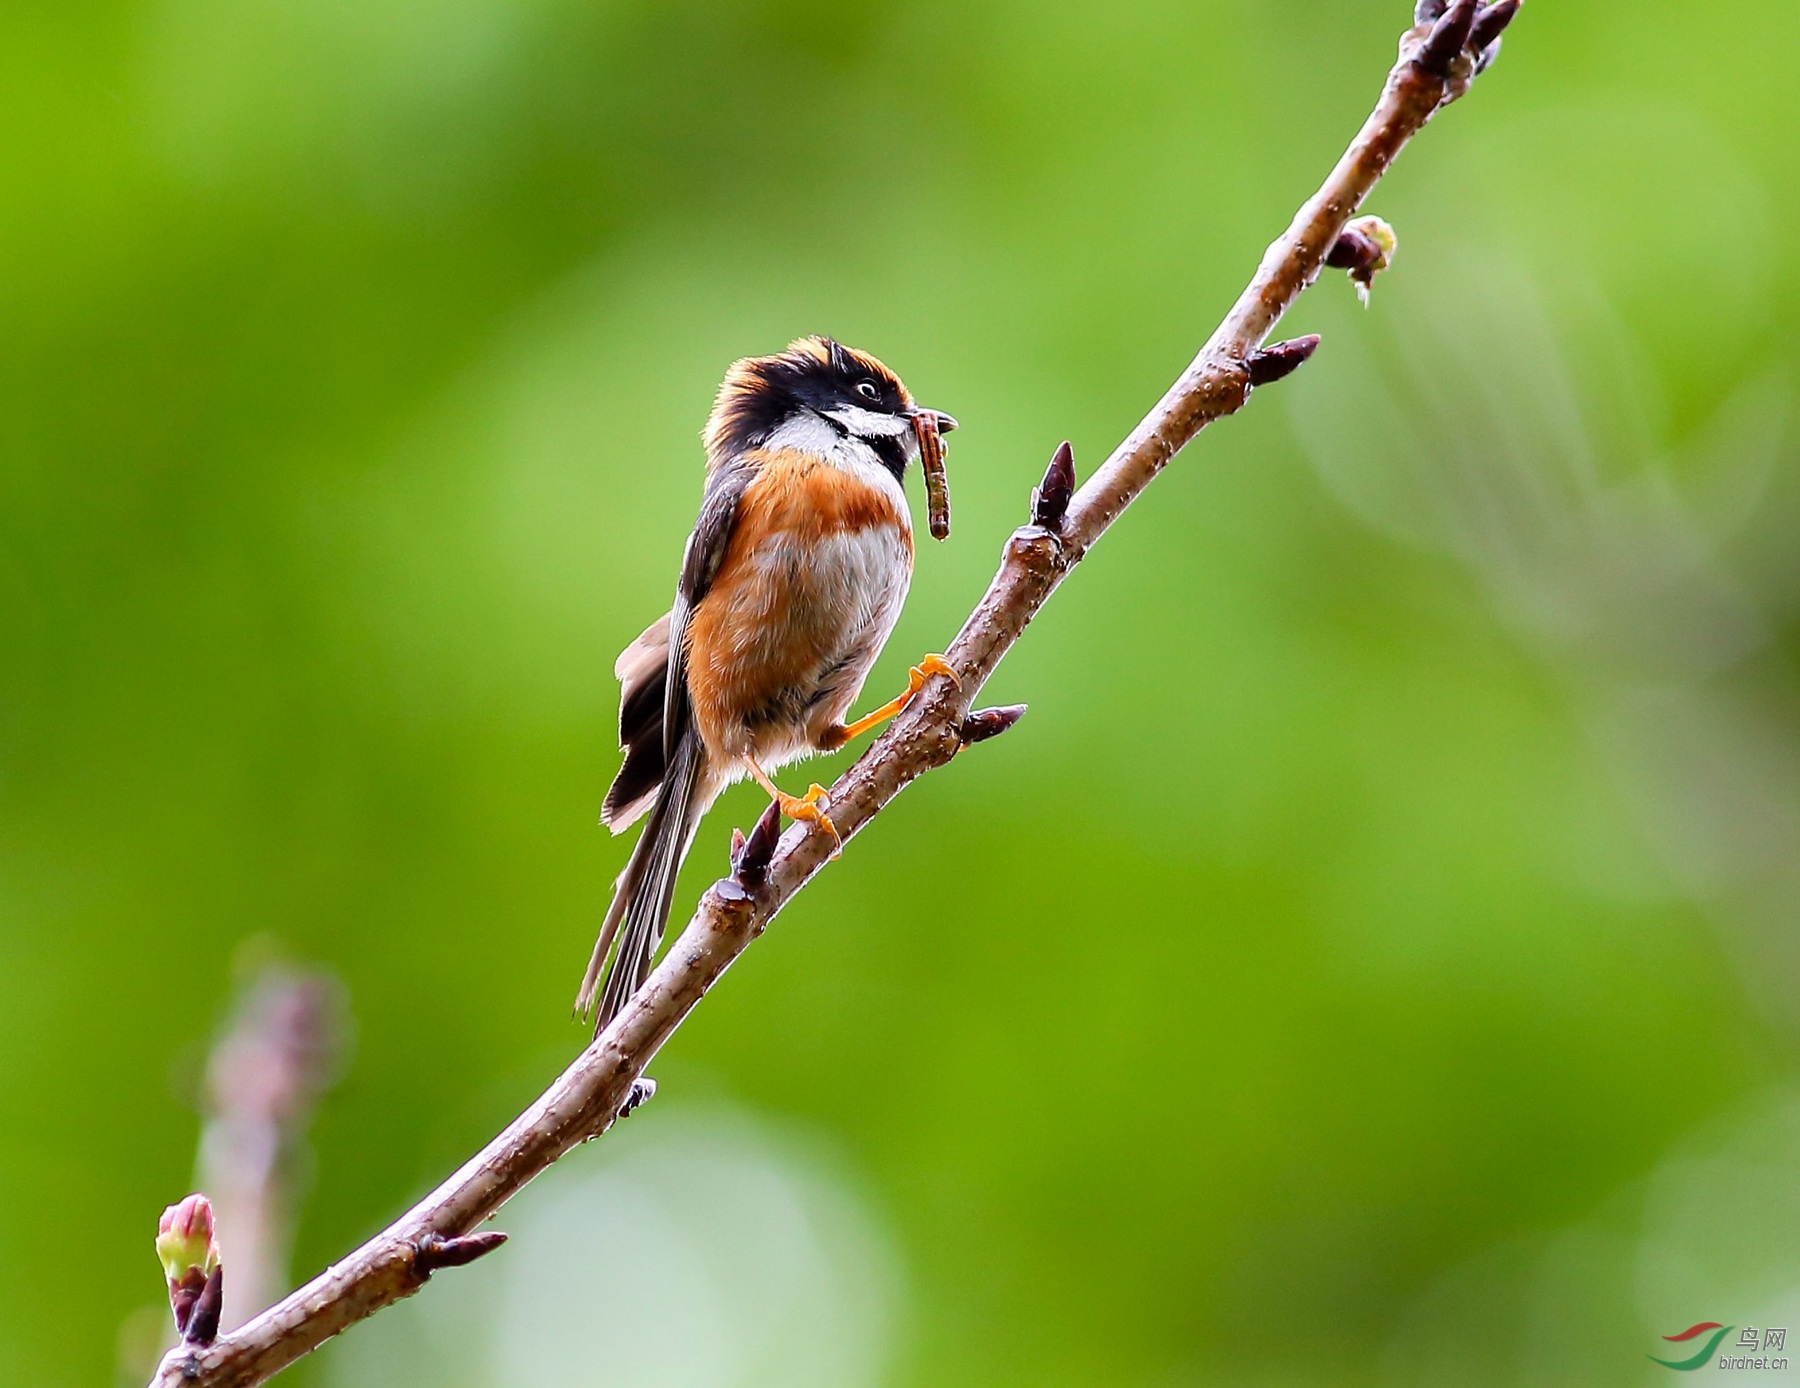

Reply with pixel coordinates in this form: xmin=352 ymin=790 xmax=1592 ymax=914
xmin=575 ymin=336 xmax=958 ymax=1033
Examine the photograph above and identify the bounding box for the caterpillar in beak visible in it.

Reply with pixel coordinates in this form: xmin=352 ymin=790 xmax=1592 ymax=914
xmin=912 ymin=409 xmax=957 ymax=541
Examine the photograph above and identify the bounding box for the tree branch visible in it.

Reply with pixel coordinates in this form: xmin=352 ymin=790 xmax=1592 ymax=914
xmin=198 ymin=960 xmax=348 ymax=1332
xmin=149 ymin=5 xmax=1517 ymax=1383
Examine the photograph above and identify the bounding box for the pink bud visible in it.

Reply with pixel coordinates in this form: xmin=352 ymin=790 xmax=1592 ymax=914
xmin=155 ymin=1194 xmax=221 ymax=1338
xmin=155 ymin=1194 xmax=219 ymax=1281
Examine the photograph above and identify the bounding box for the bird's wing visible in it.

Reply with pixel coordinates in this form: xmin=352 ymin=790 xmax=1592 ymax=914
xmin=583 ymin=455 xmax=757 ymax=1020
xmin=603 ymin=458 xmax=755 ymax=831
xmin=601 ymin=612 xmax=671 ymax=831
xmin=664 ymin=459 xmax=754 ymax=756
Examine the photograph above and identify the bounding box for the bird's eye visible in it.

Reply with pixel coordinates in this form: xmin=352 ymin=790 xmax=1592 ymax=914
xmin=856 ymin=380 xmax=880 ymax=403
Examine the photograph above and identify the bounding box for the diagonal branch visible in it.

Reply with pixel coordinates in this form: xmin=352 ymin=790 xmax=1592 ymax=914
xmin=149 ymin=4 xmax=1517 ymax=1383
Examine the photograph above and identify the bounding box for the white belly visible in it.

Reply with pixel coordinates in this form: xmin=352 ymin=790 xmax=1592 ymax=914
xmin=737 ymin=521 xmax=912 ymax=765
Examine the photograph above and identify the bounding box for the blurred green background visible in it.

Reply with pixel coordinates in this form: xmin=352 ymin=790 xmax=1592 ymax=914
xmin=7 ymin=0 xmax=1800 ymax=1383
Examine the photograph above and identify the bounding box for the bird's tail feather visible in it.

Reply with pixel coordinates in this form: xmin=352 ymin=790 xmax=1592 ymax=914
xmin=576 ymin=731 xmax=704 ymax=1034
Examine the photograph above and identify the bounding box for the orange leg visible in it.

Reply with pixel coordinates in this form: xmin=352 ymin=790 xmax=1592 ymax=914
xmin=742 ymin=753 xmax=840 ymax=853
xmin=832 ymin=655 xmax=960 ymax=744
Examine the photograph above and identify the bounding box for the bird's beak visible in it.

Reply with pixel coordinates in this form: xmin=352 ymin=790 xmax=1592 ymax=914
xmin=909 ymin=408 xmax=956 ymax=541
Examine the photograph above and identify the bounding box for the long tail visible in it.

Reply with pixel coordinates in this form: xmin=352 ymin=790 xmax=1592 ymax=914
xmin=575 ymin=730 xmax=704 ymax=1035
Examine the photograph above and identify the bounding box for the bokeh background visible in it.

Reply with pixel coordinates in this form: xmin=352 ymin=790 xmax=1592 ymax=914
xmin=7 ymin=0 xmax=1800 ymax=1383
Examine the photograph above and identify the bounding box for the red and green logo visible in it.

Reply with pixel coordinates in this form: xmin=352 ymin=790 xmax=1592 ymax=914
xmin=1650 ymin=1323 xmax=1732 ymax=1371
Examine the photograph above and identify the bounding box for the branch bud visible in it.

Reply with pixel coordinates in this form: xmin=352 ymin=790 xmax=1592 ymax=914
xmin=1471 ymin=0 xmax=1520 ymax=70
xmin=619 ymin=1076 xmax=658 ymax=1117
xmin=960 ymin=704 xmax=1028 ymax=746
xmin=414 ymin=1230 xmax=508 ymax=1277
xmin=157 ymin=1194 xmax=223 ymax=1341
xmin=1326 ymin=215 xmax=1397 ymax=304
xmin=731 ymin=800 xmax=782 ymax=891
xmin=1417 ymin=0 xmax=1478 ymax=79
xmin=1031 ymin=442 xmax=1076 ymax=531
xmin=156 ymin=1194 xmax=219 ymax=1283
xmin=1246 ymin=335 xmax=1320 ymax=387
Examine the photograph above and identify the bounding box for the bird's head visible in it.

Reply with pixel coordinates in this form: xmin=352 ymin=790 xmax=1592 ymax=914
xmin=703 ymin=336 xmax=957 ymax=496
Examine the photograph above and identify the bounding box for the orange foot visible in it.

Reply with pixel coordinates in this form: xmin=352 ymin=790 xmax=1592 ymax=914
xmin=910 ymin=654 xmax=960 ymax=693
xmin=742 ymin=755 xmax=841 ymax=855
xmin=776 ymin=781 xmax=840 ymax=854
xmin=835 ymin=655 xmax=962 ymax=743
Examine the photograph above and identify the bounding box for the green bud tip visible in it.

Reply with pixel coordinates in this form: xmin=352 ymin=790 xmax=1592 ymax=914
xmin=156 ymin=1194 xmax=220 ymax=1284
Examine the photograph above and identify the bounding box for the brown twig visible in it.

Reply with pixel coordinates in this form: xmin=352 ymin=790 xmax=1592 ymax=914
xmin=197 ymin=960 xmax=348 ymax=1332
xmin=147 ymin=6 xmax=1517 ymax=1383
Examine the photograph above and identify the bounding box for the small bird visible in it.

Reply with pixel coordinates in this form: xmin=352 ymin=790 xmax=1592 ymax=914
xmin=576 ymin=336 xmax=958 ymax=1032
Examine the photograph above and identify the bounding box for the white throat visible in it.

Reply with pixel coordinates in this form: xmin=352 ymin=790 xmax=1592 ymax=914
xmin=763 ymin=410 xmax=913 ymax=522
